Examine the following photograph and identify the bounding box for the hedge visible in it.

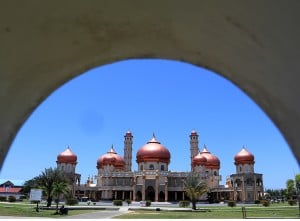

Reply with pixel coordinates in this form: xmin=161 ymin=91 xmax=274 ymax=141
xmin=113 ymin=200 xmax=123 ymax=206
xmin=179 ymin=200 xmax=190 ymax=207
xmin=146 ymin=200 xmax=151 ymax=207
xmin=66 ymin=198 xmax=78 ymax=205
xmin=288 ymin=199 xmax=297 ymax=206
xmin=261 ymin=200 xmax=270 ymax=207
xmin=8 ymin=195 xmax=16 ymax=202
xmin=227 ymin=200 xmax=236 ymax=207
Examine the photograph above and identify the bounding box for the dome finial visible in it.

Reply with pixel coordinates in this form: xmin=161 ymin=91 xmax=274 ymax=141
xmin=152 ymin=132 xmax=156 ymax=138
xmin=108 ymin=145 xmax=116 ymax=153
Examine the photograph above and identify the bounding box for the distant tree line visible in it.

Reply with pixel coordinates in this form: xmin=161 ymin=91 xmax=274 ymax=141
xmin=265 ymin=174 xmax=300 ymax=201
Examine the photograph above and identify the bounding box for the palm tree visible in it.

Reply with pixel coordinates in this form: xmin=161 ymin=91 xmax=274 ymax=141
xmin=35 ymin=167 xmax=68 ymax=207
xmin=53 ymin=182 xmax=69 ymax=214
xmin=183 ymin=172 xmax=207 ymax=210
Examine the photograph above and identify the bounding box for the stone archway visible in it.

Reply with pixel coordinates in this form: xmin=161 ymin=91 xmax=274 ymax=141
xmin=146 ymin=186 xmax=155 ymax=202
xmin=159 ymin=191 xmax=165 ymax=202
xmin=136 ymin=191 xmax=142 ymax=202
xmin=0 ymin=1 xmax=300 ymax=170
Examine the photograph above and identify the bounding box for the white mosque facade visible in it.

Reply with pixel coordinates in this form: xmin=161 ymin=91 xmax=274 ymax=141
xmin=56 ymin=130 xmax=264 ymax=203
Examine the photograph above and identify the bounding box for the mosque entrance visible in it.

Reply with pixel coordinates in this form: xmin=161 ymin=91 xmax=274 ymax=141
xmin=146 ymin=186 xmax=155 ymax=201
xmin=159 ymin=191 xmax=165 ymax=202
xmin=136 ymin=191 xmax=142 ymax=201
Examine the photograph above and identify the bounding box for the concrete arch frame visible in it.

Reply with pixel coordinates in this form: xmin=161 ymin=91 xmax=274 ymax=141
xmin=1 ymin=1 xmax=300 ymax=169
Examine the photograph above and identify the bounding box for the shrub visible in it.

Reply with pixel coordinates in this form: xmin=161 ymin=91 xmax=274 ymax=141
xmin=19 ymin=195 xmax=27 ymax=200
xmin=145 ymin=200 xmax=151 ymax=207
xmin=179 ymin=200 xmax=190 ymax=207
xmin=8 ymin=195 xmax=16 ymax=202
xmin=0 ymin=196 xmax=7 ymax=201
xmin=113 ymin=200 xmax=123 ymax=206
xmin=227 ymin=200 xmax=236 ymax=207
xmin=66 ymin=197 xmax=78 ymax=205
xmin=288 ymin=199 xmax=297 ymax=206
xmin=261 ymin=200 xmax=270 ymax=207
xmin=254 ymin=200 xmax=260 ymax=204
xmin=125 ymin=199 xmax=132 ymax=205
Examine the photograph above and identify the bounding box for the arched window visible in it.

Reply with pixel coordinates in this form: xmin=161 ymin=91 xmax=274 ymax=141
xmin=161 ymin=165 xmax=165 ymax=171
xmin=149 ymin=164 xmax=154 ymax=170
xmin=140 ymin=165 xmax=143 ymax=171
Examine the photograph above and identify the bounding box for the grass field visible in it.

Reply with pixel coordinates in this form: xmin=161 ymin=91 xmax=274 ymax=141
xmin=115 ymin=204 xmax=299 ymax=219
xmin=0 ymin=201 xmax=298 ymax=219
xmin=0 ymin=202 xmax=100 ymax=218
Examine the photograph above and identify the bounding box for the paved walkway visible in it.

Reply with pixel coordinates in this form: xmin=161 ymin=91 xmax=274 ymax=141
xmin=63 ymin=207 xmax=131 ymax=219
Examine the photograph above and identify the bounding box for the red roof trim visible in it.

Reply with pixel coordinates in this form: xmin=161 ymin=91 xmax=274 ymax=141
xmin=0 ymin=187 xmax=22 ymax=193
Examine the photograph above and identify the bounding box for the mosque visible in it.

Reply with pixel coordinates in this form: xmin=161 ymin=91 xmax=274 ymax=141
xmin=56 ymin=130 xmax=264 ymax=203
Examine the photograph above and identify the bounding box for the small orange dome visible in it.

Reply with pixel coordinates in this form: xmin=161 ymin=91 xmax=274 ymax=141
xmin=125 ymin=130 xmax=133 ymax=137
xmin=234 ymin=146 xmax=254 ymax=165
xmin=57 ymin=147 xmax=77 ymax=164
xmin=192 ymin=151 xmax=207 ymax=167
xmin=201 ymin=145 xmax=220 ymax=169
xmin=190 ymin=130 xmax=198 ymax=136
xmin=136 ymin=135 xmax=171 ymax=164
xmin=97 ymin=146 xmax=125 ymax=169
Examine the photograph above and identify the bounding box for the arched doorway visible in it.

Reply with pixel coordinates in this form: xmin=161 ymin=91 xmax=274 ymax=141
xmin=146 ymin=186 xmax=155 ymax=202
xmin=0 ymin=2 xmax=299 ymax=191
xmin=159 ymin=191 xmax=165 ymax=202
xmin=136 ymin=191 xmax=142 ymax=202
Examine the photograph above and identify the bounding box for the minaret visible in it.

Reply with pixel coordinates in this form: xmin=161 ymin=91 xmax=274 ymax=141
xmin=124 ymin=130 xmax=133 ymax=171
xmin=234 ymin=146 xmax=255 ymax=174
xmin=57 ymin=146 xmax=77 ymax=174
xmin=189 ymin=130 xmax=199 ymax=170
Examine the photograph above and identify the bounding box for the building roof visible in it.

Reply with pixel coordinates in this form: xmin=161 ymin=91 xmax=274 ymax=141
xmin=97 ymin=146 xmax=125 ymax=169
xmin=0 ymin=179 xmax=24 ymax=187
xmin=57 ymin=146 xmax=77 ymax=164
xmin=0 ymin=187 xmax=22 ymax=193
xmin=136 ymin=134 xmax=171 ymax=164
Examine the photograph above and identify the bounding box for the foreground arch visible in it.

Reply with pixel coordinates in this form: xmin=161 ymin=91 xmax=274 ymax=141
xmin=1 ymin=1 xmax=300 ymax=168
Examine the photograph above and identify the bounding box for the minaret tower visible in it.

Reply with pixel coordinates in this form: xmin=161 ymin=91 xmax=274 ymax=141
xmin=124 ymin=130 xmax=133 ymax=171
xmin=189 ymin=130 xmax=199 ymax=170
xmin=57 ymin=146 xmax=77 ymax=174
xmin=234 ymin=146 xmax=255 ymax=174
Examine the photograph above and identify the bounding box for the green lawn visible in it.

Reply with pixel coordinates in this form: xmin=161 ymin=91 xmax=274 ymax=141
xmin=115 ymin=204 xmax=299 ymax=219
xmin=0 ymin=202 xmax=99 ymax=218
xmin=0 ymin=202 xmax=299 ymax=219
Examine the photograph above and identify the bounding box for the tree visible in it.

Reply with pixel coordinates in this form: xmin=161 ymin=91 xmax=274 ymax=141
xmin=295 ymin=174 xmax=300 ymax=192
xmin=286 ymin=179 xmax=296 ymax=199
xmin=183 ymin=172 xmax=207 ymax=210
xmin=35 ymin=167 xmax=68 ymax=207
xmin=22 ymin=177 xmax=39 ymax=198
xmin=53 ymin=182 xmax=68 ymax=214
xmin=286 ymin=174 xmax=300 ymax=200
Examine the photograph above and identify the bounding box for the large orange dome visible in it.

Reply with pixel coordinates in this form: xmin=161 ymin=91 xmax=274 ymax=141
xmin=192 ymin=151 xmax=207 ymax=167
xmin=97 ymin=146 xmax=125 ymax=169
xmin=234 ymin=146 xmax=254 ymax=165
xmin=57 ymin=147 xmax=77 ymax=164
xmin=136 ymin=135 xmax=171 ymax=164
xmin=201 ymin=145 xmax=220 ymax=169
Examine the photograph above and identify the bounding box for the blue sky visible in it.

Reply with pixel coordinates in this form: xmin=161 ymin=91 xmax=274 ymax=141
xmin=0 ymin=59 xmax=298 ymax=189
